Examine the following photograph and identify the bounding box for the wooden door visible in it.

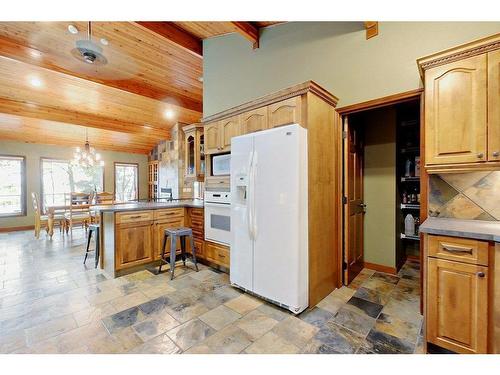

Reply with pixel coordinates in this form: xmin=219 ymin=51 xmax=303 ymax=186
xmin=344 ymin=119 xmax=365 ymax=284
xmin=425 ymin=54 xmax=487 ymax=165
xmin=239 ymin=107 xmax=268 ymax=134
xmin=220 ymin=116 xmax=240 ymax=151
xmin=153 ymin=218 xmax=184 ymax=260
xmin=205 ymin=122 xmax=221 ymax=154
xmin=427 ymin=257 xmax=488 ymax=354
xmin=488 ymin=49 xmax=500 ymax=161
xmin=268 ymin=96 xmax=302 ymax=128
xmin=115 ymin=221 xmax=154 ymax=270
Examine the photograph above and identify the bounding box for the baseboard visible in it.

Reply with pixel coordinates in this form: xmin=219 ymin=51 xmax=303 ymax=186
xmin=363 ymin=262 xmax=397 ymax=275
xmin=0 ymin=225 xmax=34 ymax=233
xmin=406 ymin=254 xmax=420 ymax=261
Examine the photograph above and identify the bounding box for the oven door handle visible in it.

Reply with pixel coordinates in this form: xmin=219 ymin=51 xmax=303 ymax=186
xmin=204 ymin=202 xmax=230 ymax=208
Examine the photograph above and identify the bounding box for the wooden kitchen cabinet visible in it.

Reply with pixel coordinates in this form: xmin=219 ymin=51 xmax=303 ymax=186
xmin=220 ymin=116 xmax=240 ymax=152
xmin=153 ymin=217 xmax=184 ymax=260
xmin=239 ymin=107 xmax=268 ymax=134
xmin=205 ymin=241 xmax=230 ymax=268
xmin=182 ymin=123 xmax=205 ymax=181
xmin=423 ymin=54 xmax=487 ymax=165
xmin=427 ymin=257 xmax=488 ymax=354
xmin=268 ymin=96 xmax=302 ymax=128
xmin=115 ymin=221 xmax=154 ymax=270
xmin=205 ymin=121 xmax=221 ymax=154
xmin=488 ymin=49 xmax=500 ymax=161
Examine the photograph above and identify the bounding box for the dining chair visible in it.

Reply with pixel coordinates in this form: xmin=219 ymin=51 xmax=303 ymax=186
xmin=90 ymin=192 xmax=115 ymax=223
xmin=31 ymin=192 xmax=65 ymax=239
xmin=64 ymin=192 xmax=92 ymax=235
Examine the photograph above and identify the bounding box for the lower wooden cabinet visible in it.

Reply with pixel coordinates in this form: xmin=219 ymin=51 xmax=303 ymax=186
xmin=115 ymin=221 xmax=154 ymax=270
xmin=205 ymin=241 xmax=230 ymax=268
xmin=425 ymin=234 xmax=490 ymax=354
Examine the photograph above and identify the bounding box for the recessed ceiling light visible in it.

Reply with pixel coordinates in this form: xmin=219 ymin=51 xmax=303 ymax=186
xmin=68 ymin=24 xmax=79 ymax=34
xmin=198 ymin=76 xmax=203 ymax=82
xmin=100 ymin=38 xmax=109 ymax=46
xmin=29 ymin=77 xmax=43 ymax=88
xmin=164 ymin=110 xmax=174 ymax=120
xmin=143 ymin=124 xmax=152 ymax=129
xmin=30 ymin=50 xmax=42 ymax=59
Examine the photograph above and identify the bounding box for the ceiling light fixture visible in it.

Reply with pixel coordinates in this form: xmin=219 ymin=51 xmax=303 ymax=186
xmin=29 ymin=77 xmax=43 ymax=88
xmin=164 ymin=110 xmax=174 ymax=120
xmin=68 ymin=24 xmax=79 ymax=34
xmin=198 ymin=76 xmax=204 ymax=82
xmin=73 ymin=129 xmax=104 ymax=168
xmin=100 ymin=38 xmax=109 ymax=46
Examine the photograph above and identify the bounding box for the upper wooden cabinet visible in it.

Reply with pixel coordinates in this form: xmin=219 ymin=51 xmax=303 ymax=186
xmin=205 ymin=122 xmax=221 ymax=154
xmin=488 ymin=49 xmax=500 ymax=161
xmin=220 ymin=116 xmax=240 ymax=151
xmin=424 ymin=54 xmax=487 ymax=165
xmin=239 ymin=107 xmax=268 ymax=134
xmin=418 ymin=34 xmax=500 ymax=172
xmin=182 ymin=123 xmax=205 ymax=181
xmin=268 ymin=96 xmax=302 ymax=128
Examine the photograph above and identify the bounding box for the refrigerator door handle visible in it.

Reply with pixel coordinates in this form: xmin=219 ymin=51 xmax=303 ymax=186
xmin=247 ymin=150 xmax=255 ymax=240
xmin=252 ymin=151 xmax=258 ymax=239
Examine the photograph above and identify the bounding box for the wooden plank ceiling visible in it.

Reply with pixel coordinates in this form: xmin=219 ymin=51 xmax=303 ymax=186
xmin=0 ymin=21 xmax=282 ymax=154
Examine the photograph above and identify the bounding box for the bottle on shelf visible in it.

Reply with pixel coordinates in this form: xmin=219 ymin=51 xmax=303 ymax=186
xmin=402 ymin=191 xmax=408 ymax=204
xmin=404 ymin=158 xmax=413 ymax=177
xmin=415 ymin=156 xmax=421 ymax=177
xmin=415 ymin=217 xmax=420 ymax=235
xmin=405 ymin=214 xmax=415 ymax=236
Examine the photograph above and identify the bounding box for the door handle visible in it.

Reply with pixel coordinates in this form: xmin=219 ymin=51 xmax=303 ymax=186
xmin=359 ymin=203 xmax=367 ymax=208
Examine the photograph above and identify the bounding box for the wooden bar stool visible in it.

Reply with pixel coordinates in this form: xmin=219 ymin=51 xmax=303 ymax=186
xmin=84 ymin=224 xmax=100 ymax=268
xmin=158 ymin=227 xmax=199 ymax=280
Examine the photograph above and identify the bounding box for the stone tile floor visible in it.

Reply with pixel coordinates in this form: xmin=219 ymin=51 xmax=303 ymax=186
xmin=0 ymin=229 xmax=424 ymax=354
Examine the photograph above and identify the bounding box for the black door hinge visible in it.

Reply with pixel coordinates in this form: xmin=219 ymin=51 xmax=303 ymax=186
xmin=342 ymin=261 xmax=347 ymax=270
xmin=342 ymin=196 xmax=347 ymax=204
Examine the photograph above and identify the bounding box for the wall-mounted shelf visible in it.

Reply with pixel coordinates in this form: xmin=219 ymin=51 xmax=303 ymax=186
xmin=401 ymin=203 xmax=420 ymax=209
xmin=400 ymin=233 xmax=420 ymax=241
xmin=401 ymin=176 xmax=420 ymax=182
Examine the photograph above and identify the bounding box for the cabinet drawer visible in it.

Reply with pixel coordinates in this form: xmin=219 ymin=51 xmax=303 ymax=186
xmin=154 ymin=208 xmax=184 ymax=220
xmin=190 ymin=208 xmax=204 ymax=218
xmin=428 ymin=235 xmax=489 ymax=266
xmin=206 ymin=242 xmax=230 ymax=267
xmin=116 ymin=211 xmax=154 ymax=224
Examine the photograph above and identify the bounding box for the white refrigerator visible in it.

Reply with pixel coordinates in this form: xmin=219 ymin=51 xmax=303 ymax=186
xmin=230 ymin=124 xmax=309 ymax=314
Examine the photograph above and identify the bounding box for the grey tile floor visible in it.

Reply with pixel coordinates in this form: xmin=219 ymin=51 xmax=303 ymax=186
xmin=0 ymin=228 xmax=424 ymax=354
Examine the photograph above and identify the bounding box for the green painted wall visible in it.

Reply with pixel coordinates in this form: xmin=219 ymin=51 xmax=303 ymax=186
xmin=203 ymin=22 xmax=500 ymax=116
xmin=0 ymin=140 xmax=149 ymax=229
xmin=362 ymin=108 xmax=397 ymax=268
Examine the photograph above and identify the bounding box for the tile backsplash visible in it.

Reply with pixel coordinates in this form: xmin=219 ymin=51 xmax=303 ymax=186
xmin=429 ymin=171 xmax=500 ymax=221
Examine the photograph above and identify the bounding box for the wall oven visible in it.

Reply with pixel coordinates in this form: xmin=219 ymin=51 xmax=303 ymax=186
xmin=204 ymin=191 xmax=231 ymax=245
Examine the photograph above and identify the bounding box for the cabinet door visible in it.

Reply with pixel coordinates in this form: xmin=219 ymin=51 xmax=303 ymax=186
xmin=153 ymin=218 xmax=184 ymax=260
xmin=205 ymin=122 xmax=221 ymax=154
xmin=268 ymin=96 xmax=302 ymax=128
xmin=116 ymin=221 xmax=154 ymax=270
xmin=427 ymin=257 xmax=488 ymax=354
xmin=488 ymin=49 xmax=500 ymax=161
xmin=220 ymin=116 xmax=240 ymax=152
xmin=239 ymin=107 xmax=268 ymax=134
xmin=425 ymin=54 xmax=487 ymax=165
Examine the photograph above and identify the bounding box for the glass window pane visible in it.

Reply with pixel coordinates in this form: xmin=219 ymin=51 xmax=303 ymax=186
xmin=114 ymin=163 xmax=138 ymax=202
xmin=0 ymin=156 xmax=24 ymax=216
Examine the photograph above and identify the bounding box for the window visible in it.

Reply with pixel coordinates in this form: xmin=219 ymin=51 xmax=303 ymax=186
xmin=41 ymin=158 xmax=104 ymax=209
xmin=0 ymin=155 xmax=26 ymax=217
xmin=114 ymin=163 xmax=139 ymax=202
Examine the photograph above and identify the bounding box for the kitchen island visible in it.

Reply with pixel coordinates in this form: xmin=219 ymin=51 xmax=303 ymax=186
xmin=93 ymin=200 xmax=204 ymax=278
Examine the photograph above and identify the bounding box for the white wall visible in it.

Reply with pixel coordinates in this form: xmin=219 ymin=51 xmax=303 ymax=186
xmin=203 ymin=22 xmax=500 ymax=116
xmin=0 ymin=140 xmax=148 ymax=228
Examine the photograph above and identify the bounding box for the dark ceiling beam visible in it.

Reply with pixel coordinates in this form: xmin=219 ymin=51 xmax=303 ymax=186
xmin=231 ymin=22 xmax=260 ymax=49
xmin=134 ymin=21 xmax=203 ymax=58
xmin=0 ymin=97 xmax=170 ymax=139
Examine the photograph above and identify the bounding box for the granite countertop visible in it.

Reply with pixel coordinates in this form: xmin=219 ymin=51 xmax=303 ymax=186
xmin=420 ymin=217 xmax=500 ymax=242
xmin=93 ymin=199 xmax=204 ymax=213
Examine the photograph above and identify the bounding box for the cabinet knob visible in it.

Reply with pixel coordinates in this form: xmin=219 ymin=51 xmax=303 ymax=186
xmin=493 ymin=151 xmax=500 ymax=157
xmin=477 ymin=153 xmax=484 ymax=159
xmin=477 ymin=272 xmax=485 ymax=278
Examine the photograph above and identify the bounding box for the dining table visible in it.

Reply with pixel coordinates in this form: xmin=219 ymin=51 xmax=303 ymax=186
xmin=45 ymin=203 xmax=94 ymax=237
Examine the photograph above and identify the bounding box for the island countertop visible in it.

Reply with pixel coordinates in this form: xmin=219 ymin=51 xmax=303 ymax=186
xmin=420 ymin=217 xmax=500 ymax=242
xmin=93 ymin=199 xmax=204 ymax=213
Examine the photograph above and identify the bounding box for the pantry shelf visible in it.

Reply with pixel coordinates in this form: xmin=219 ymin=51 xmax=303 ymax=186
xmin=400 ymin=233 xmax=420 ymax=241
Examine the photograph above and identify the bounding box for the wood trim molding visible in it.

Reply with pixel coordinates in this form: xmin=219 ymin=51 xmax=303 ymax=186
xmin=425 ymin=161 xmax=500 ymax=174
xmin=202 ymin=81 xmax=339 ymax=123
xmin=0 ymin=225 xmax=34 ymax=233
xmin=231 ymin=22 xmax=260 ymax=49
xmin=363 ymin=262 xmax=397 ymax=275
xmin=417 ymin=33 xmax=500 ymax=78
xmin=364 ymin=22 xmax=378 ymax=40
xmin=337 ymin=89 xmax=423 ymax=115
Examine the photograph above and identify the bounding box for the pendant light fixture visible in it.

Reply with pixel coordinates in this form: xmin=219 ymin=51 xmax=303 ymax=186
xmin=73 ymin=129 xmax=104 ymax=168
